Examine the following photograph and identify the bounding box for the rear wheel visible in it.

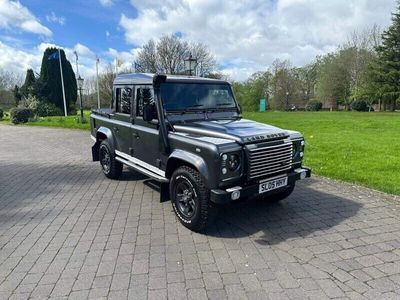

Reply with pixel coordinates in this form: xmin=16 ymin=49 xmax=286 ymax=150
xmin=99 ymin=140 xmax=123 ymax=179
xmin=170 ymin=166 xmax=217 ymax=232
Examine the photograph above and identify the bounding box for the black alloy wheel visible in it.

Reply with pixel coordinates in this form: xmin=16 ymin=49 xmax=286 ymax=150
xmin=175 ymin=178 xmax=197 ymax=218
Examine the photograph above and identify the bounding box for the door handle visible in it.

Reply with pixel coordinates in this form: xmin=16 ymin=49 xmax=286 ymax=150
xmin=113 ymin=127 xmax=119 ymax=133
xmin=133 ymin=132 xmax=140 ymax=139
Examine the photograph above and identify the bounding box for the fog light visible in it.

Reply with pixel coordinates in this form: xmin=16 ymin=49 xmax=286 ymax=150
xmin=231 ymin=190 xmax=241 ymax=200
xmin=222 ymin=168 xmax=227 ymax=175
xmin=222 ymin=154 xmax=228 ymax=161
xmin=300 ymin=171 xmax=307 ymax=179
xmin=300 ymin=152 xmax=304 ymax=157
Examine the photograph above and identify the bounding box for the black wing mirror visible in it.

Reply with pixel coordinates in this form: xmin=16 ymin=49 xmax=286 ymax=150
xmin=143 ymin=103 xmax=154 ymax=122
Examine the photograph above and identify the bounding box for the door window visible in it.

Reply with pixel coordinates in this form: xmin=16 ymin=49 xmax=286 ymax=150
xmin=136 ymin=87 xmax=156 ymax=118
xmin=116 ymin=87 xmax=132 ymax=114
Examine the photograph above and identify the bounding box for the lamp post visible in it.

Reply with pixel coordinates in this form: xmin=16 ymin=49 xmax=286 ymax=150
xmin=77 ymin=76 xmax=84 ymax=121
xmin=286 ymin=91 xmax=289 ymax=111
xmin=184 ymin=54 xmax=197 ymax=76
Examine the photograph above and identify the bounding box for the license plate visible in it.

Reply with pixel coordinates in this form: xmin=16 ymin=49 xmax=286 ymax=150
xmin=259 ymin=177 xmax=288 ymax=194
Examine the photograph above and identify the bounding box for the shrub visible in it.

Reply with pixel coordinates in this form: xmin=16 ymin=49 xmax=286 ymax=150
xmin=0 ymin=108 xmax=3 ymax=120
xmin=351 ymin=100 xmax=369 ymax=112
xmin=35 ymin=101 xmax=63 ymax=117
xmin=24 ymin=95 xmax=62 ymax=117
xmin=10 ymin=108 xmax=34 ymax=124
xmin=25 ymin=95 xmax=40 ymax=110
xmin=305 ymin=100 xmax=323 ymax=111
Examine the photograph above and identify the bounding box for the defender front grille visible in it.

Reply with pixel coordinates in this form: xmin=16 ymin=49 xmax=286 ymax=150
xmin=247 ymin=140 xmax=293 ymax=179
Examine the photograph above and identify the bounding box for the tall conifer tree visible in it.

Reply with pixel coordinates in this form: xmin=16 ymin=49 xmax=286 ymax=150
xmin=372 ymin=3 xmax=400 ymax=111
xmin=35 ymin=48 xmax=77 ymax=113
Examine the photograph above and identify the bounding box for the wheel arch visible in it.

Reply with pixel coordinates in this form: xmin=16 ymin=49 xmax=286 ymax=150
xmin=166 ymin=150 xmax=211 ymax=187
xmin=92 ymin=126 xmax=116 ymax=161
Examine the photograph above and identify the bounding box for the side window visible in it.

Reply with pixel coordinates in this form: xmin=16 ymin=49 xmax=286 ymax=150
xmin=136 ymin=87 xmax=155 ymax=118
xmin=118 ymin=87 xmax=132 ymax=114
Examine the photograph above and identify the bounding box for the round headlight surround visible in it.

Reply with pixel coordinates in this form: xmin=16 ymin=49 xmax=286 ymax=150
xmin=227 ymin=153 xmax=240 ymax=171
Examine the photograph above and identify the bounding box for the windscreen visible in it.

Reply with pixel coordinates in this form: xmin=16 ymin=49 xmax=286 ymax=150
xmin=160 ymin=83 xmax=237 ymax=111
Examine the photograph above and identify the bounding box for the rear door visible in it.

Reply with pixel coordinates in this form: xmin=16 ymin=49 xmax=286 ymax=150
xmin=112 ymin=85 xmax=133 ymax=154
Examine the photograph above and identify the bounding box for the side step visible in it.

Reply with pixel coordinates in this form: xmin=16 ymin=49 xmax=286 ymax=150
xmin=115 ymin=156 xmax=169 ymax=183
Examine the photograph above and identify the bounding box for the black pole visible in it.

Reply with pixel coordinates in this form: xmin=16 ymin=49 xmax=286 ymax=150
xmin=153 ymin=74 xmax=169 ymax=154
xmin=79 ymin=87 xmax=83 ymax=119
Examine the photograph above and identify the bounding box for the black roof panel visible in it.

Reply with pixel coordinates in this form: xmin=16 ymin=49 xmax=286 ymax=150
xmin=113 ymin=73 xmax=228 ymax=85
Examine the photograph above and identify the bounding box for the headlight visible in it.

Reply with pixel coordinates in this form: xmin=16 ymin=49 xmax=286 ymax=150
xmin=227 ymin=154 xmax=240 ymax=171
xmin=221 ymin=152 xmax=242 ymax=177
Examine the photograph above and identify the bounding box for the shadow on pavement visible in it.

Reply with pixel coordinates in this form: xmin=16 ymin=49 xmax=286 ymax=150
xmin=204 ymin=178 xmax=362 ymax=245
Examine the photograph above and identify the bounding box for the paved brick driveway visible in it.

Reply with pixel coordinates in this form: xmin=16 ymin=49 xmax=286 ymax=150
xmin=1 ymin=124 xmax=400 ymax=300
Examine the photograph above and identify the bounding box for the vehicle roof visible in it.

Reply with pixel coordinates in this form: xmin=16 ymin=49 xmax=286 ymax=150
xmin=114 ymin=73 xmax=229 ymax=86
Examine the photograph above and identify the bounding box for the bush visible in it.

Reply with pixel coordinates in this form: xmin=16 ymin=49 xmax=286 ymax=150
xmin=24 ymin=95 xmax=62 ymax=117
xmin=351 ymin=100 xmax=369 ymax=112
xmin=35 ymin=101 xmax=63 ymax=117
xmin=0 ymin=108 xmax=3 ymax=120
xmin=10 ymin=108 xmax=34 ymax=124
xmin=25 ymin=95 xmax=40 ymax=110
xmin=305 ymin=100 xmax=323 ymax=111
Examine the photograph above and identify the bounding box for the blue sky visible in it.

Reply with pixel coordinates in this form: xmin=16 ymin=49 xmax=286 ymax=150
xmin=22 ymin=0 xmax=136 ymax=51
xmin=0 ymin=0 xmax=397 ymax=81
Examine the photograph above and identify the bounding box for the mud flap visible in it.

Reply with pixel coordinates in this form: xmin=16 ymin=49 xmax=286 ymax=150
xmin=92 ymin=142 xmax=100 ymax=161
xmin=160 ymin=182 xmax=170 ymax=203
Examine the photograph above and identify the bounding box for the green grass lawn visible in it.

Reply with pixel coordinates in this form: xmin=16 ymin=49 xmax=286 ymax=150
xmin=0 ymin=110 xmax=91 ymax=130
xmin=245 ymin=111 xmax=400 ymax=195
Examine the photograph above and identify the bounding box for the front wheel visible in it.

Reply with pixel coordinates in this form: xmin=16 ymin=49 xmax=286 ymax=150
xmin=170 ymin=166 xmax=218 ymax=232
xmin=99 ymin=140 xmax=123 ymax=179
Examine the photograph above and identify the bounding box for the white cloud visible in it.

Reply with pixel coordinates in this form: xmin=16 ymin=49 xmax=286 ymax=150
xmin=0 ymin=41 xmax=106 ymax=80
xmin=74 ymin=43 xmax=95 ymax=58
xmin=46 ymin=12 xmax=65 ymax=25
xmin=99 ymin=0 xmax=114 ymax=7
xmin=0 ymin=0 xmax=52 ymax=36
xmin=120 ymin=0 xmax=397 ymax=80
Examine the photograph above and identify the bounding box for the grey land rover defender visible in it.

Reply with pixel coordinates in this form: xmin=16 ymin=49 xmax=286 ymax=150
xmin=90 ymin=73 xmax=311 ymax=231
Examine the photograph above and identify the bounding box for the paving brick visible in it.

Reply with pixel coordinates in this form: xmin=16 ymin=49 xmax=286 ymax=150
xmin=1 ymin=124 xmax=400 ymax=299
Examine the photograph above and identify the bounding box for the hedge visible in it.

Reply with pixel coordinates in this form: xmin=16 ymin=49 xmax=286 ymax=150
xmin=10 ymin=108 xmax=34 ymax=124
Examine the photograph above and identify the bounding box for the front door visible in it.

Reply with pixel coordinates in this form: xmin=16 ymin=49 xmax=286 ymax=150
xmin=131 ymin=86 xmax=163 ymax=174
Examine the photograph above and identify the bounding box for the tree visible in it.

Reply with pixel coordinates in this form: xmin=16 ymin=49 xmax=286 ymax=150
xmin=98 ymin=63 xmax=116 ymax=106
xmin=35 ymin=48 xmax=77 ymax=113
xmin=0 ymin=70 xmax=22 ymax=106
xmin=270 ymin=59 xmax=299 ymax=110
xmin=369 ymin=4 xmax=400 ymax=111
xmin=233 ymin=71 xmax=272 ymax=112
xmin=13 ymin=85 xmax=22 ymax=106
xmin=135 ymin=34 xmax=217 ymax=76
xmin=20 ymin=69 xmax=36 ymax=98
xmin=315 ymin=50 xmax=354 ymax=110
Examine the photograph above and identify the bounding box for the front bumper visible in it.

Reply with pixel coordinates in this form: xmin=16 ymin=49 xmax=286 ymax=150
xmin=210 ymin=167 xmax=311 ymax=204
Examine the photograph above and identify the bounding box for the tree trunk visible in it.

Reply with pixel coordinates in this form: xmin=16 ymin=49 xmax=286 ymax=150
xmin=378 ymin=98 xmax=381 ymax=111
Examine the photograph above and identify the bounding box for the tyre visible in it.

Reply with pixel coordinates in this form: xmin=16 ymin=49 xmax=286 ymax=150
xmin=170 ymin=166 xmax=218 ymax=232
xmin=99 ymin=140 xmax=123 ymax=179
xmin=264 ymin=183 xmax=295 ymax=203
